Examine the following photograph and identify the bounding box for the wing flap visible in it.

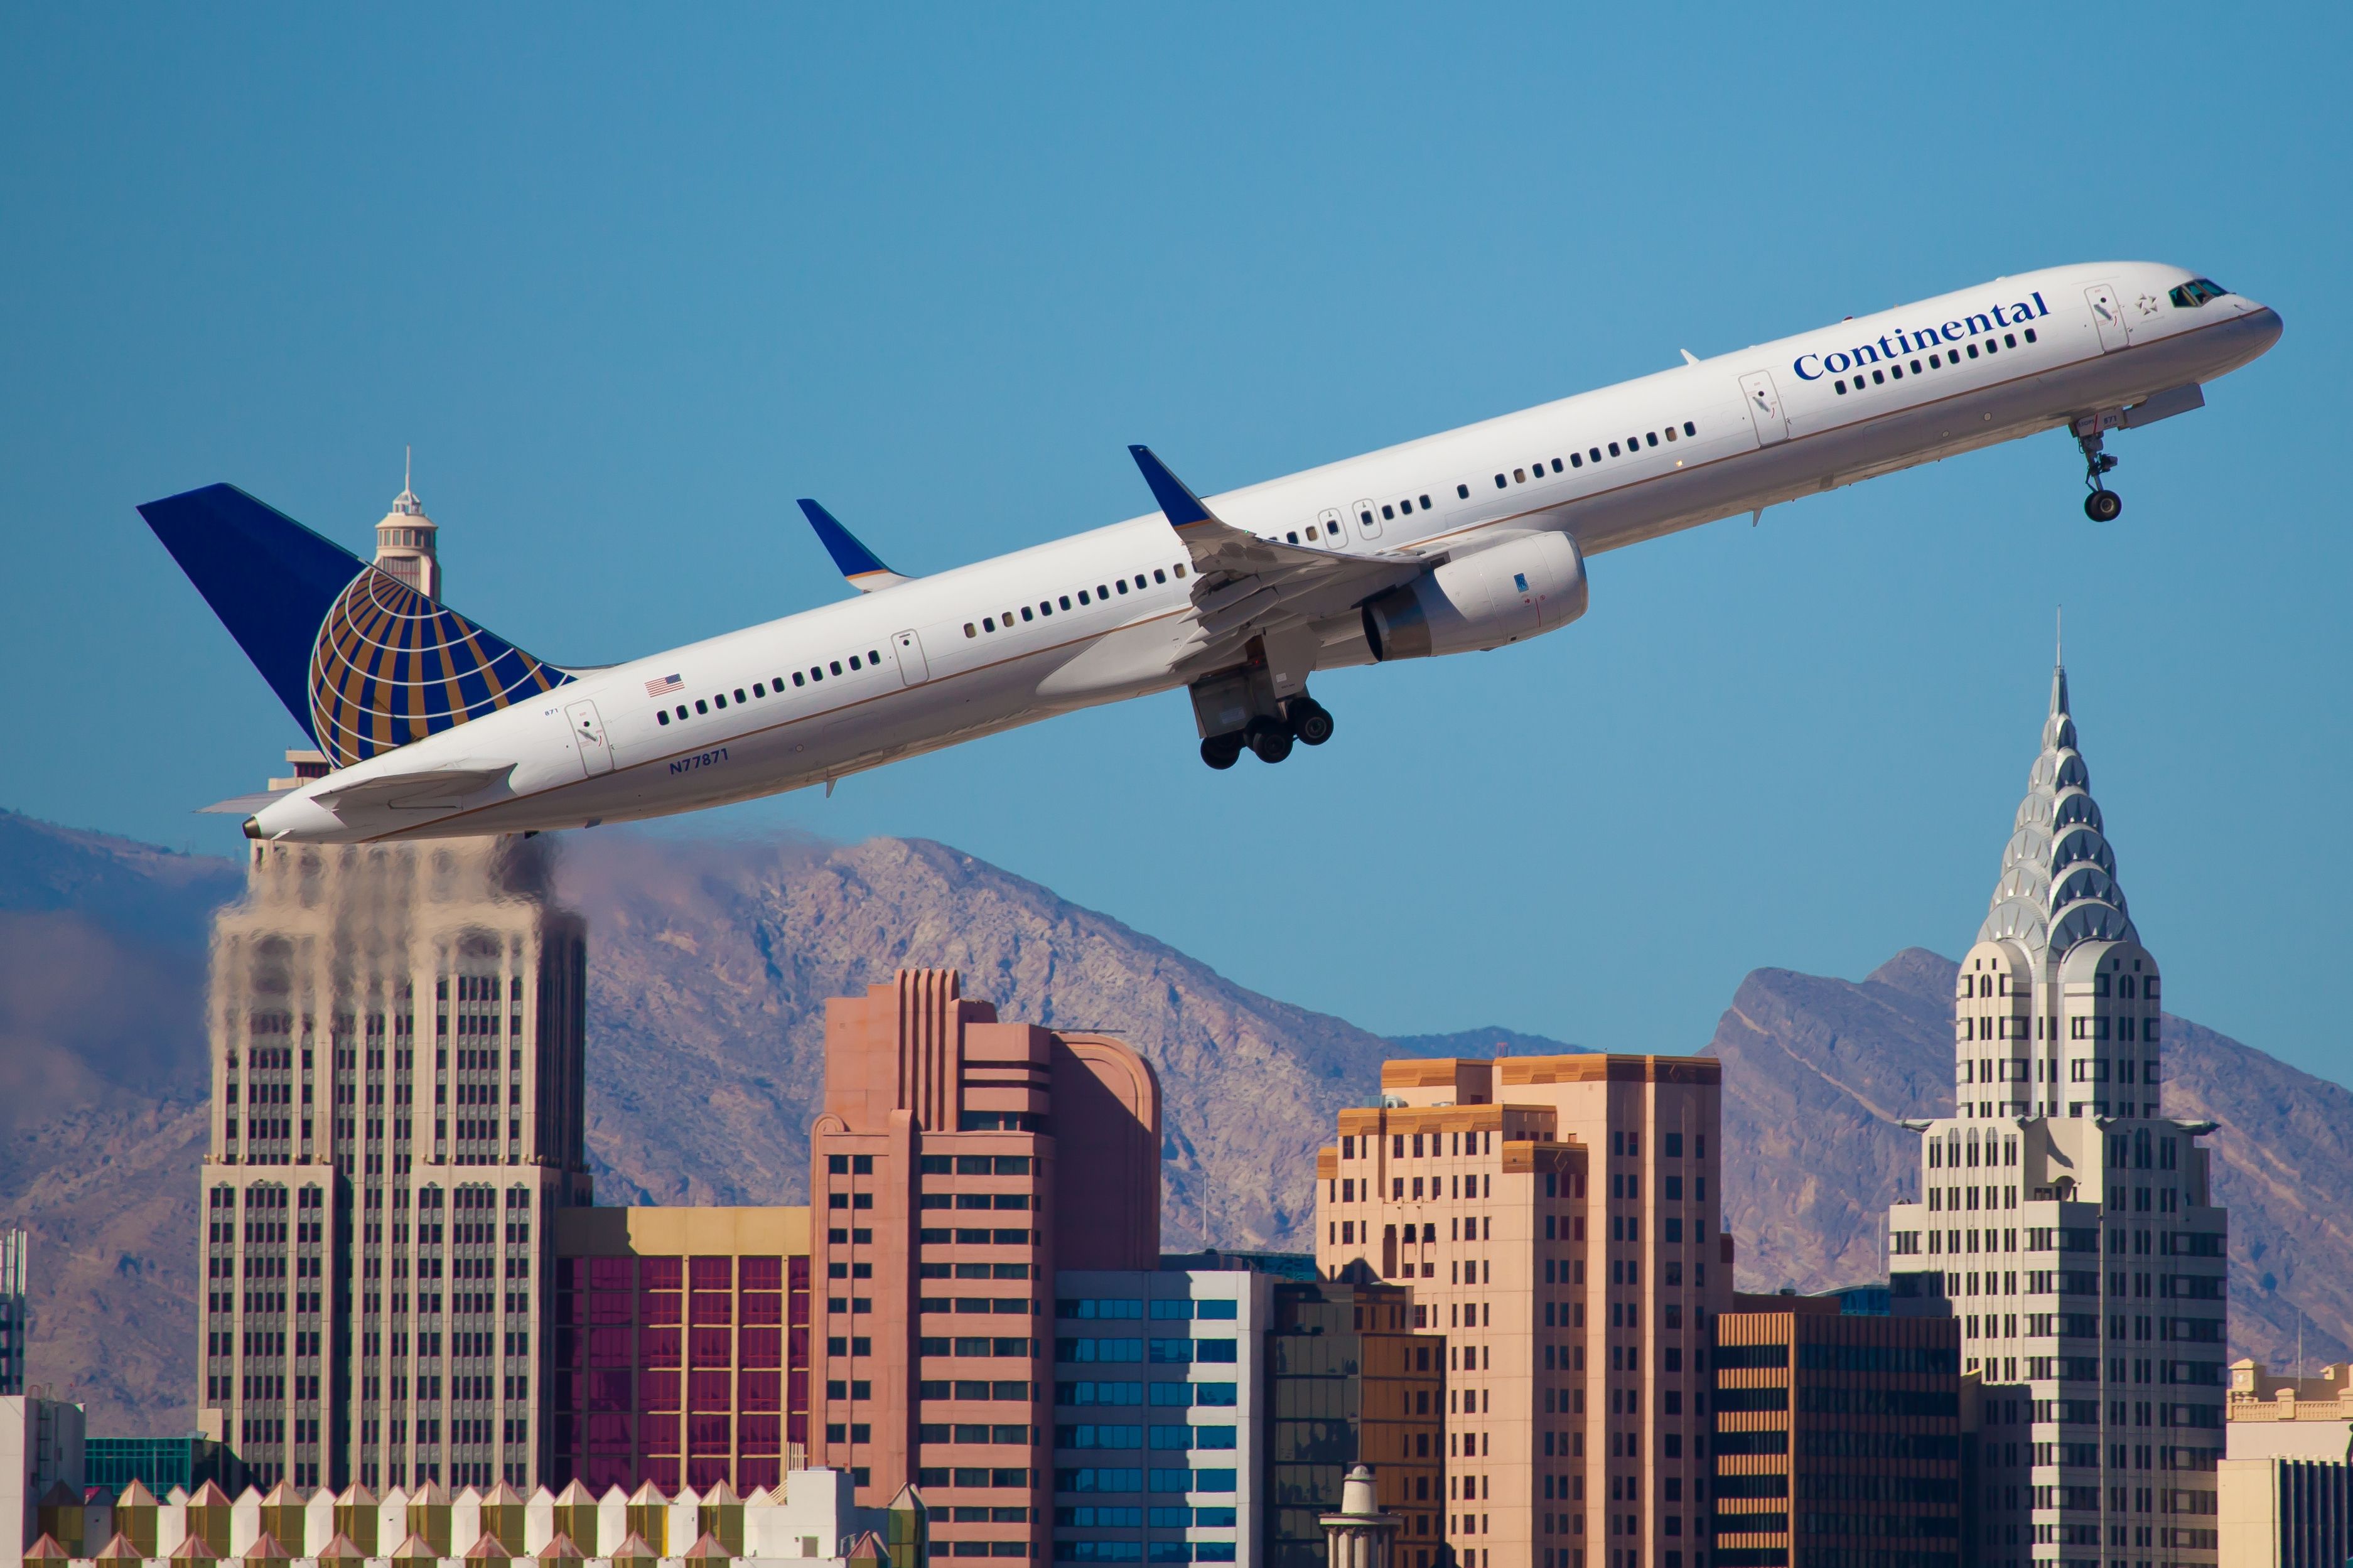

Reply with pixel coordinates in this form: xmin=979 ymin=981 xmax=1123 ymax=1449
xmin=1126 ymin=445 xmax=1434 ymax=656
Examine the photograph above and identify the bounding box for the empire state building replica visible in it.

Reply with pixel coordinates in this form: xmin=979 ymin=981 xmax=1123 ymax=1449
xmin=198 ymin=471 xmax=592 ymax=1496
xmin=1886 ymin=660 xmax=2228 ymax=1568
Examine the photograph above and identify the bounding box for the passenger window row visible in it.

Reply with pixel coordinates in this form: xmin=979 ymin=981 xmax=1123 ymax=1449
xmin=1462 ymin=421 xmax=1702 ymax=497
xmin=1831 ymin=328 xmax=2037 ymax=395
xmin=1275 ymin=495 xmax=1435 ymax=547
xmin=1283 ymin=419 xmax=1710 ymax=546
xmin=655 ymin=648 xmax=888 ymax=726
xmin=965 ymin=562 xmax=1190 ymax=639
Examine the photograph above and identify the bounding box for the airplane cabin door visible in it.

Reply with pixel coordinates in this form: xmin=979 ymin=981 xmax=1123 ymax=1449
xmin=1740 ymin=372 xmax=1789 ymax=446
xmin=893 ymin=629 xmax=931 ymax=685
xmin=566 ymin=699 xmax=614 ymax=777
xmin=2085 ymin=284 xmax=2130 ymax=352
xmin=1353 ymin=498 xmax=1382 ymax=539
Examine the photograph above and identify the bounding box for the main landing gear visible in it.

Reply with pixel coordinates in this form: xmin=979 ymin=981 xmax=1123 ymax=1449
xmin=2077 ymin=424 xmax=2123 ymax=521
xmin=1197 ymin=696 xmax=1334 ymax=770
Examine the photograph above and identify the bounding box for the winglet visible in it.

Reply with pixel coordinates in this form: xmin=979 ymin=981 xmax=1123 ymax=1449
xmin=797 ymin=499 xmax=909 ymax=591
xmin=1128 ymin=445 xmax=1220 ymax=531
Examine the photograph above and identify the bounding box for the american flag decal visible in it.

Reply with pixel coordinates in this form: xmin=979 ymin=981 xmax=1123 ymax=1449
xmin=645 ymin=673 xmax=683 ymax=697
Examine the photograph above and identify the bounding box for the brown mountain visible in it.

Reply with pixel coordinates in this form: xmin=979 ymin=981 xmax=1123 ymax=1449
xmin=4 ymin=812 xmax=2345 ymax=1439
xmin=554 ymin=831 xmax=1399 ymax=1252
xmin=0 ymin=812 xmax=238 ymax=1431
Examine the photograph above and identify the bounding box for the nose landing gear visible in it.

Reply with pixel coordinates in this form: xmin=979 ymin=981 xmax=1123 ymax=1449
xmin=2076 ymin=419 xmax=2123 ymax=521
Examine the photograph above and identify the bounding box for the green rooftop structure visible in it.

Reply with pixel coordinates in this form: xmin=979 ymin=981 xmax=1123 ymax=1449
xmin=85 ymin=1435 xmax=240 ymax=1496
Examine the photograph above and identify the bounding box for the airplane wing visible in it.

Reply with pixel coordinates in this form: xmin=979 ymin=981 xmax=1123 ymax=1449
xmin=798 ymin=498 xmax=910 ymax=592
xmin=1127 ymin=445 xmax=1431 ymax=670
xmin=311 ymin=761 xmax=516 ymax=812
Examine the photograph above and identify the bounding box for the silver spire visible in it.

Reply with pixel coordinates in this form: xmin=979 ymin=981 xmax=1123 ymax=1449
xmin=1976 ymin=657 xmax=2136 ymax=959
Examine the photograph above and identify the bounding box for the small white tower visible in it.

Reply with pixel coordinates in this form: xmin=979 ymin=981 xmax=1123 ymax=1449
xmin=1318 ymin=1465 xmax=1399 ymax=1568
xmin=372 ymin=448 xmax=441 ymax=600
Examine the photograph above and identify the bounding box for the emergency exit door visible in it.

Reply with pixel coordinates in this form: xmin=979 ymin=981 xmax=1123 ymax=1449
xmin=1740 ymin=371 xmax=1789 ymax=446
xmin=566 ymin=700 xmax=613 ymax=777
xmin=2085 ymin=284 xmax=2130 ymax=352
xmin=893 ymin=629 xmax=930 ymax=685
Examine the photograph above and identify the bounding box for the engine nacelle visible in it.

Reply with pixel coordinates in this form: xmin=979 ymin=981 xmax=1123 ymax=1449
xmin=1361 ymin=530 xmax=1588 ymax=661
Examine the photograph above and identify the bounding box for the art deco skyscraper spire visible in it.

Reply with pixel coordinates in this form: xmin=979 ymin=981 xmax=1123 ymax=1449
xmin=1976 ymin=661 xmax=2135 ymax=962
xmin=1886 ymin=658 xmax=2229 ymax=1567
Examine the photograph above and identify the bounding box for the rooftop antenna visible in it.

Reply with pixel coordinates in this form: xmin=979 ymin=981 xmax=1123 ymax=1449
xmin=405 ymin=444 xmax=412 ymax=495
xmin=2055 ymin=604 xmax=2063 ymax=666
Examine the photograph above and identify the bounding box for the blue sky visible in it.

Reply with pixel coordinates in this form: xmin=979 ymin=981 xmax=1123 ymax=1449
xmin=4 ymin=5 xmax=2347 ymax=1085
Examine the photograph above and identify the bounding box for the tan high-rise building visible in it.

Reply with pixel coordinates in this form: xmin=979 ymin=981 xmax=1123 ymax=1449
xmin=198 ymin=477 xmax=593 ymax=1495
xmin=1313 ymin=1054 xmax=1728 ymax=1568
xmin=807 ymin=969 xmax=1161 ymax=1559
xmin=1885 ymin=658 xmax=2229 ymax=1568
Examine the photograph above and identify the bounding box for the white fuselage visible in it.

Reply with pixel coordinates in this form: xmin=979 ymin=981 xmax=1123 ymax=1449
xmin=257 ymin=261 xmax=2280 ymax=843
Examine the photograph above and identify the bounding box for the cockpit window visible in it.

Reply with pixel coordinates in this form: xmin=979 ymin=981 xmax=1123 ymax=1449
xmin=2169 ymin=278 xmax=2229 ymax=308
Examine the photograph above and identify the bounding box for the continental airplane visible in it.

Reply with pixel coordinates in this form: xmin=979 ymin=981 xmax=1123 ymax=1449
xmin=143 ymin=261 xmax=2280 ymax=844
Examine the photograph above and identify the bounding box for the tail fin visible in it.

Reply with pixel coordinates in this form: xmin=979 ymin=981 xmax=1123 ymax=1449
xmin=138 ymin=483 xmax=571 ymax=769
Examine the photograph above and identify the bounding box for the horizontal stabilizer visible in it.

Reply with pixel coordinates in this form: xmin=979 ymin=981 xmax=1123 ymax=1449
xmin=798 ymin=499 xmax=908 ymax=591
xmin=200 ymin=790 xmax=294 ymax=815
xmin=313 ymin=761 xmax=515 ymax=812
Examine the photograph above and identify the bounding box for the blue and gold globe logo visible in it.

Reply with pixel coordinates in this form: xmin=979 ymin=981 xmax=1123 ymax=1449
xmin=307 ymin=567 xmax=571 ymax=768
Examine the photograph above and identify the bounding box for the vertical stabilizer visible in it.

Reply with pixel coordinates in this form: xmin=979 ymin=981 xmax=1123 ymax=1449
xmin=139 ymin=483 xmax=571 ymax=768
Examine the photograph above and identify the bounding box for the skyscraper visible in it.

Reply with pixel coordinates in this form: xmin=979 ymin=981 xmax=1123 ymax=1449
xmin=198 ymin=476 xmax=593 ymax=1494
xmin=1263 ymin=1279 xmax=1446 ymax=1568
xmin=1884 ymin=660 xmax=2228 ymax=1568
xmin=1314 ymin=1053 xmax=1730 ymax=1568
xmin=1709 ymin=1295 xmax=1964 ymax=1563
xmin=807 ymin=967 xmax=1162 ymax=1559
xmin=0 ymin=1230 xmax=25 ymax=1396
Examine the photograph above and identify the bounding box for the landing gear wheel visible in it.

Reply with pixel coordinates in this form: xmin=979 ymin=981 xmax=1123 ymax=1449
xmin=1245 ymin=716 xmax=1295 ymax=765
xmin=1288 ymin=698 xmax=1335 ymax=747
xmin=2076 ymin=424 xmax=2121 ymax=521
xmin=1200 ymin=734 xmax=1243 ymax=771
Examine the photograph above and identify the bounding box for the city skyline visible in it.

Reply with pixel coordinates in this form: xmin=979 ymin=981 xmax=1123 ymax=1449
xmin=0 ymin=640 xmax=2324 ymax=1561
xmin=2 ymin=9 xmax=2347 ymax=1559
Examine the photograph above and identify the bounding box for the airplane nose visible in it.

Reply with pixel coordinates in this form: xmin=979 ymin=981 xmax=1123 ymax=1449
xmin=2243 ymin=303 xmax=2283 ymax=354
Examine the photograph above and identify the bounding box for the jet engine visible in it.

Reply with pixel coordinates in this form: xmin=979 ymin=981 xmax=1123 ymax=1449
xmin=1360 ymin=530 xmax=1588 ymax=661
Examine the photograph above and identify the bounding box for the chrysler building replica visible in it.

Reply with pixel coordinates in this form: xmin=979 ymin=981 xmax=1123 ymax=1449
xmin=1887 ymin=658 xmax=2227 ymax=1567
xmin=198 ymin=471 xmax=593 ymax=1493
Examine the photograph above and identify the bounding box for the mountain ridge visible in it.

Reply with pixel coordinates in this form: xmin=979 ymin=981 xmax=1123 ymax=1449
xmin=2 ymin=810 xmax=2342 ymax=1437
